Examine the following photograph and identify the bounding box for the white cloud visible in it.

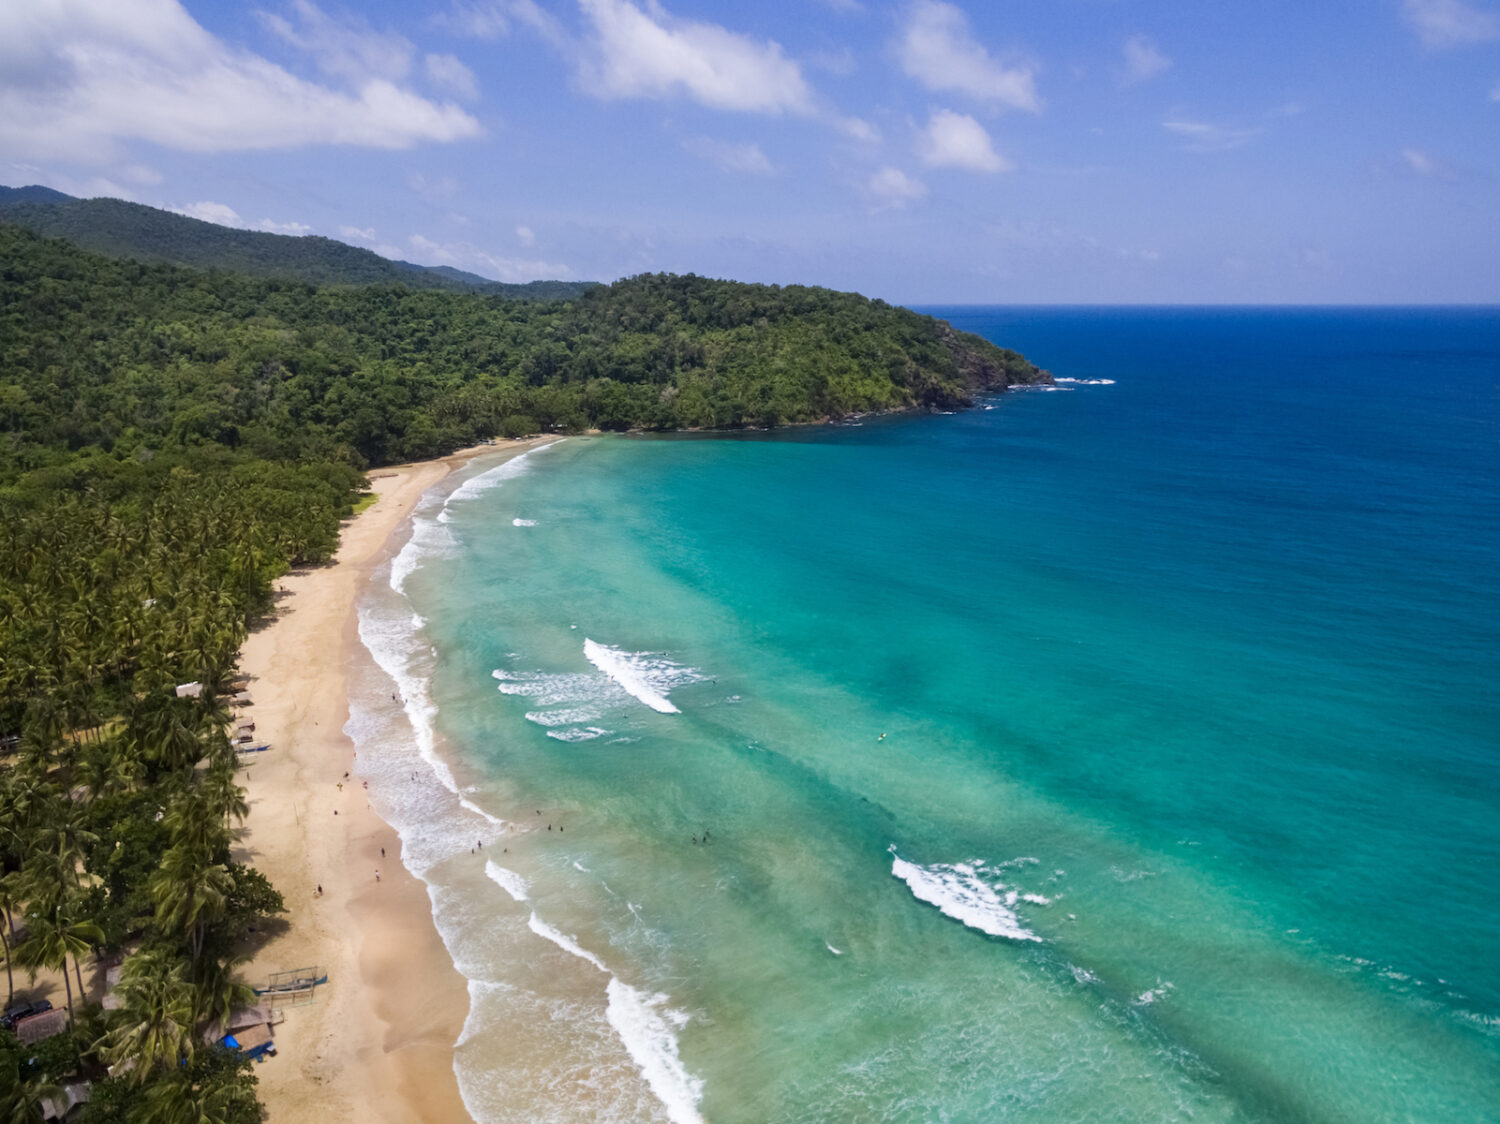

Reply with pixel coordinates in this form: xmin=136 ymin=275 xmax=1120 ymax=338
xmin=834 ymin=115 xmax=881 ymax=143
xmin=896 ymin=1 xmax=1040 ymax=112
xmin=866 ymin=165 xmax=927 ymax=208
xmin=683 ymin=137 xmax=776 ymax=175
xmin=918 ymin=109 xmax=1010 ymax=172
xmin=408 ymin=172 xmax=462 ymax=201
xmin=258 ymin=218 xmax=313 ymax=235
xmin=259 ymin=0 xmax=412 ymax=82
xmin=516 ymin=224 xmax=536 ymax=245
xmin=340 ymin=225 xmax=377 ymax=242
xmin=168 ymin=200 xmax=310 ymax=234
xmin=1402 ymin=0 xmax=1500 ymax=48
xmin=1162 ymin=118 xmax=1263 ymax=152
xmin=425 ymin=52 xmax=480 ymax=99
xmin=1400 ymin=146 xmax=1461 ymax=179
xmin=577 ymin=0 xmax=814 ymax=114
xmin=0 ymin=0 xmax=480 ymax=162
xmin=1120 ymin=34 xmax=1171 ymax=85
xmin=171 ymin=200 xmax=243 ymax=226
xmin=436 ymin=0 xmax=563 ymax=44
xmin=407 ymin=233 xmax=573 ymax=282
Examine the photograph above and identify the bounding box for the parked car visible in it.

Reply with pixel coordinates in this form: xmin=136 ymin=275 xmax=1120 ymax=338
xmin=1 ymin=998 xmax=53 ymax=1031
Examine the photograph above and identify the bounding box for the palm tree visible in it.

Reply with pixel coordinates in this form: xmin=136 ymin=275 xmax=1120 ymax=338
xmin=162 ymin=795 xmax=231 ymax=860
xmin=12 ymin=908 xmax=103 ymax=1027
xmin=149 ymin=846 xmax=233 ymax=965
xmin=199 ymin=766 xmax=249 ymax=833
xmin=98 ymin=948 xmax=196 ymax=1081
xmin=139 ymin=1070 xmax=246 ymax=1124
xmin=0 ymin=872 xmax=25 ymax=1004
xmin=190 ymin=953 xmax=256 ymax=1034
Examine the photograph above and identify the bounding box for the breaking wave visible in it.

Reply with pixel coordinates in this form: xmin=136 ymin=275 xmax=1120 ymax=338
xmin=890 ymin=849 xmax=1043 ymax=943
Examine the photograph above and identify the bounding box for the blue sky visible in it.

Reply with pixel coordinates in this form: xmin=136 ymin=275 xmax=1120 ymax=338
xmin=2 ymin=0 xmax=1498 ymax=302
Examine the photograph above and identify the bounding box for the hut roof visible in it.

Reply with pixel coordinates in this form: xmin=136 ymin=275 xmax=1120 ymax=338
xmin=40 ymin=1081 xmax=90 ymax=1121
xmin=203 ymin=1004 xmax=275 ymax=1042
xmin=16 ymin=1007 xmax=67 ymax=1044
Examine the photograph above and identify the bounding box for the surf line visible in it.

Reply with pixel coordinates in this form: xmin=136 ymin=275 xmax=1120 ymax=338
xmin=583 ymin=638 xmax=681 ymax=714
xmin=523 ymin=911 xmax=706 ymax=1124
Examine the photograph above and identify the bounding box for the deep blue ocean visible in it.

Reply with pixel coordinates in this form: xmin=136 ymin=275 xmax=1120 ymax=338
xmin=353 ymin=307 xmax=1500 ymax=1123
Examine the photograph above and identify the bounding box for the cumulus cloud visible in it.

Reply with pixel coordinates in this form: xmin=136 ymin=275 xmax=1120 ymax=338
xmin=425 ymin=52 xmax=480 ymax=99
xmin=1120 ymin=34 xmax=1171 ymax=85
xmin=515 ymin=224 xmax=536 ymax=245
xmin=683 ymin=137 xmax=776 ymax=175
xmin=918 ymin=109 xmax=1010 ymax=172
xmin=340 ymin=225 xmax=378 ymax=242
xmin=0 ymin=0 xmax=480 ymax=162
xmin=407 ymin=233 xmax=573 ymax=282
xmin=577 ymin=0 xmax=814 ymax=113
xmin=1402 ymin=0 xmax=1500 ymax=48
xmin=896 ymin=0 xmax=1040 ymax=112
xmin=866 ymin=165 xmax=927 ymax=208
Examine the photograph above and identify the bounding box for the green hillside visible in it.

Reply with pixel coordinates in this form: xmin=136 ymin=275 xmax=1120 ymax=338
xmin=0 ymin=224 xmax=1048 ymax=475
xmin=0 ymin=188 xmax=594 ymax=300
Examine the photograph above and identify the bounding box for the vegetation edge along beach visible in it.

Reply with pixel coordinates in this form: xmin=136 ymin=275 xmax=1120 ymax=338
xmin=0 ymin=213 xmax=1046 ymax=1121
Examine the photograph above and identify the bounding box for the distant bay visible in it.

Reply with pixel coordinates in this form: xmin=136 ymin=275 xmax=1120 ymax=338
xmin=353 ymin=306 xmax=1500 ymax=1122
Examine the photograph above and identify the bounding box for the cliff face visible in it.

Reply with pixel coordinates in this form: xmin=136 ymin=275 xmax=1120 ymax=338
xmin=938 ymin=323 xmax=1053 ymax=396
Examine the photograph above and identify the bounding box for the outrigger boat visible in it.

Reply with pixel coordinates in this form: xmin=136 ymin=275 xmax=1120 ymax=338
xmin=253 ymin=972 xmax=327 ymax=995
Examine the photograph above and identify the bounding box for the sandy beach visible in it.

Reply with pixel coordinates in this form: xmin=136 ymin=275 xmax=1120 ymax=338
xmin=232 ymin=438 xmax=553 ymax=1124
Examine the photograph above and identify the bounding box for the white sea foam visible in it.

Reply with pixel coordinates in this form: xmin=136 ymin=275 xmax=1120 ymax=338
xmin=584 ymin=639 xmax=683 ymax=714
xmin=605 ymin=979 xmax=706 ymax=1124
xmin=524 ymin=912 xmax=705 ymax=1123
xmin=889 ymin=851 xmax=1042 ymax=942
xmin=524 ymin=706 xmax=603 ymax=727
xmin=390 ymin=511 xmax=455 ymax=594
xmin=513 ymin=518 xmax=538 ymax=527
xmin=485 ymin=862 xmax=529 ymax=903
xmin=546 ymin=726 xmax=612 ymax=742
xmin=528 ymin=912 xmax=610 ymax=973
xmin=395 ymin=443 xmax=557 ymax=588
xmin=826 ymin=943 xmax=844 ymax=956
xmin=1134 ymin=981 xmax=1175 ymax=1005
xmin=445 ymin=442 xmax=555 ymax=510
xmin=496 ymin=644 xmax=707 ymax=738
xmin=358 ymin=607 xmax=459 ymax=796
xmin=1021 ymin=893 xmax=1053 ymax=906
xmin=1054 ymin=377 xmax=1117 ymax=385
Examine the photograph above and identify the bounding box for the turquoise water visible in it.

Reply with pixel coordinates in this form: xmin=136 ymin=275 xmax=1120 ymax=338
xmin=354 ymin=308 xmax=1500 ymax=1123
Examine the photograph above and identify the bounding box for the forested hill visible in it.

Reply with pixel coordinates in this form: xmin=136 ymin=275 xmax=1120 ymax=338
xmin=0 ymin=187 xmax=593 ymax=300
xmin=0 ymin=224 xmax=1048 ymax=477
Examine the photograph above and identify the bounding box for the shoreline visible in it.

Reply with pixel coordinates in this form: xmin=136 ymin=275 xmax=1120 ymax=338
xmin=234 ymin=438 xmax=555 ymax=1123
